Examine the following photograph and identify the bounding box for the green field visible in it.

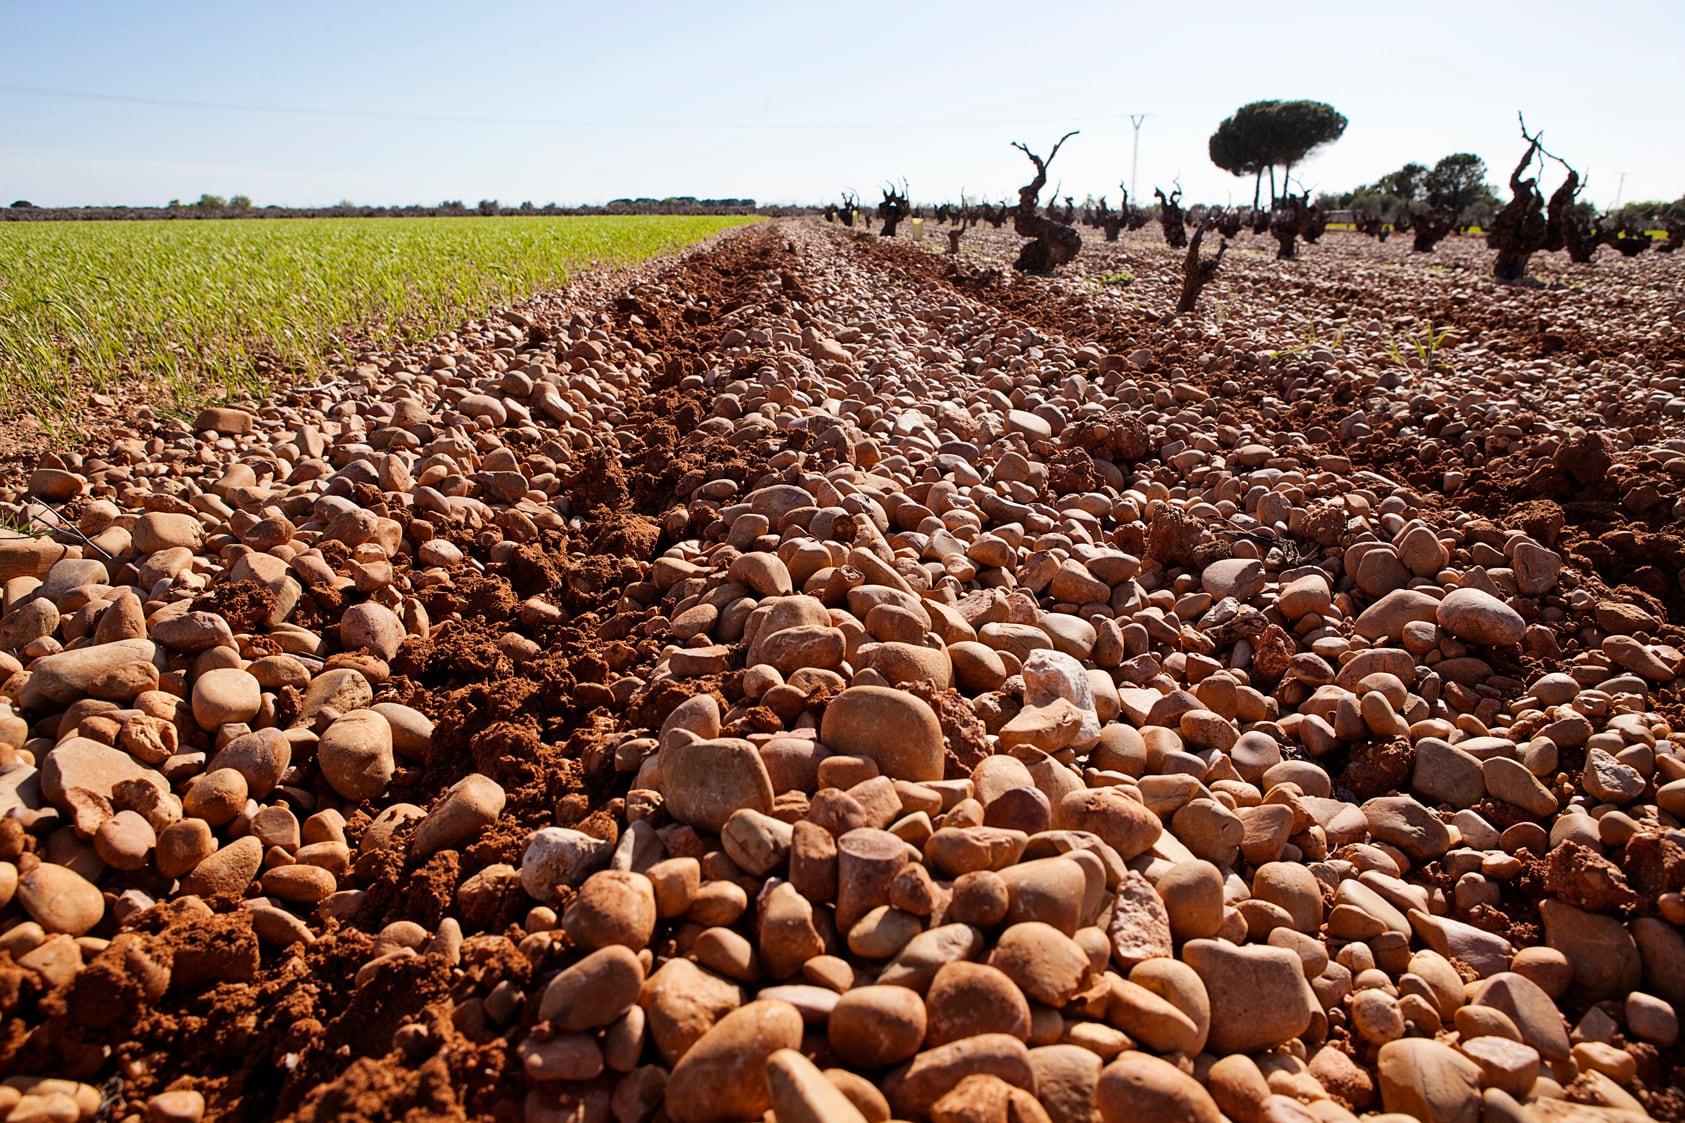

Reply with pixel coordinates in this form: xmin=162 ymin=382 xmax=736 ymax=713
xmin=0 ymin=214 xmax=756 ymax=422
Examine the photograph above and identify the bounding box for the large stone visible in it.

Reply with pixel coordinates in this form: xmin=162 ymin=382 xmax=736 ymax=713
xmin=1467 ymin=972 xmax=1570 ymax=1062
xmin=1511 ymin=541 xmax=1562 ymax=595
xmin=41 ymin=737 xmax=171 ymax=837
xmin=829 ymin=984 xmax=929 ymax=1067
xmin=1436 ymin=588 xmax=1525 ymax=647
xmin=226 ymin=552 xmax=301 ymax=625
xmin=339 ymin=601 xmax=406 ymax=661
xmin=1200 ymin=558 xmax=1265 ymax=601
xmin=1362 ymin=795 xmax=1453 ymax=862
xmin=191 ymin=667 xmax=262 ymax=731
xmin=16 ymin=862 xmax=104 ymax=935
xmin=1277 ymin=573 xmax=1333 ymax=620
xmin=317 ymin=708 xmax=395 ymax=801
xmin=989 ymin=921 xmax=1090 ymax=1008
xmin=1109 ymin=869 xmax=1174 ymax=969
xmin=1095 ymin=1054 xmax=1219 ymax=1123
xmin=664 ymin=1000 xmax=803 ymax=1123
xmin=659 ymin=738 xmax=774 ymax=833
xmin=925 ymin=961 xmax=1031 ymax=1047
xmin=1060 ymin=787 xmax=1161 ymax=860
xmin=413 ymin=774 xmax=505 ymax=858
xmin=1376 ymin=1039 xmax=1481 ymax=1123
xmin=295 ymin=667 xmax=373 ymax=725
xmin=1029 ymin=1045 xmax=1103 ymax=1123
xmin=1021 ymin=650 xmax=1102 ymax=751
xmin=207 ymin=728 xmax=291 ymax=799
xmin=539 ymin=945 xmax=646 ymax=1030
xmin=1353 ymin=590 xmax=1440 ymax=642
xmin=24 ymin=639 xmax=158 ymax=705
xmin=1483 ymin=757 xmax=1558 ymax=817
xmin=1182 ymin=939 xmax=1314 ymax=1055
xmin=0 ymin=533 xmax=69 ymax=582
xmin=820 ymin=686 xmax=945 ymax=782
xmin=521 ymin=827 xmax=611 ymax=904
xmin=1538 ymin=899 xmax=1642 ymax=1000
xmin=149 ymin=611 xmax=235 ymax=654
xmin=181 ymin=834 xmax=264 ymax=898
xmin=766 ymin=1048 xmax=869 ymax=1123
xmin=193 ymin=406 xmax=255 ymax=434
xmin=0 ymin=598 xmax=60 ymax=652
xmin=639 ymin=956 xmax=745 ymax=1065
xmin=1411 ymin=739 xmax=1487 ymax=808
xmin=884 ymin=1034 xmax=1035 ymax=1120
xmin=133 ymin=512 xmax=204 ymax=554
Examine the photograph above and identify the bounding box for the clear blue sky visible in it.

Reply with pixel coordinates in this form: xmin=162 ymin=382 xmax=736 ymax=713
xmin=3 ymin=0 xmax=1680 ymax=210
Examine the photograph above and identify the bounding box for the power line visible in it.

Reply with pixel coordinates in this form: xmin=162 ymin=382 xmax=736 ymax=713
xmin=0 ymin=83 xmax=1144 ymax=133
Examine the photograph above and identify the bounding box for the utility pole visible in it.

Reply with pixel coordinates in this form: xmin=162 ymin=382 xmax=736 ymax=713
xmin=1129 ymin=114 xmax=1147 ymax=204
xmin=1613 ymin=171 xmax=1630 ymax=210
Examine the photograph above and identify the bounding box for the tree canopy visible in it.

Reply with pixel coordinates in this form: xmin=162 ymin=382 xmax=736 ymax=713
xmin=1323 ymin=155 xmax=1499 ymax=220
xmin=1374 ymin=163 xmax=1427 ymax=204
xmin=1208 ymin=100 xmax=1348 ymax=208
xmin=1423 ymin=154 xmax=1494 ymax=213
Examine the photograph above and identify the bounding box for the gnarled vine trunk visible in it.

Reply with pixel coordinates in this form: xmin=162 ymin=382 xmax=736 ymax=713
xmin=1009 ymin=133 xmax=1083 ymax=274
xmin=1154 ymin=187 xmax=1186 ymax=248
xmin=1175 ymin=223 xmax=1228 ymax=315
xmin=1487 ymin=130 xmax=1548 ymax=283
xmin=1408 ymin=207 xmax=1457 ymax=253
xmin=1545 ymin=170 xmax=1598 ymax=263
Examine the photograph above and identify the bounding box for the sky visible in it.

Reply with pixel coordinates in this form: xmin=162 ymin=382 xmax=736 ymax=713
xmin=3 ymin=0 xmax=1682 ymax=212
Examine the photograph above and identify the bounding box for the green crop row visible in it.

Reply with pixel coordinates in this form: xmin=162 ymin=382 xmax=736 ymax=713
xmin=0 ymin=214 xmax=756 ymax=424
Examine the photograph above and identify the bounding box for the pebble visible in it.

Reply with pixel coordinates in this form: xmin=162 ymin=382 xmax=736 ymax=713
xmin=146 ymin=1089 xmax=206 ymax=1123
xmin=564 ymin=869 xmax=657 ymax=950
xmin=1435 ymin=587 xmax=1525 ymax=647
xmin=412 ymin=773 xmax=505 ymax=857
xmin=16 ymin=862 xmax=105 ymax=935
xmin=988 ymin=921 xmax=1090 ymax=1007
xmin=660 ymin=737 xmax=775 ymax=832
xmin=207 ymin=727 xmax=291 ymax=798
xmin=5 ymin=221 xmax=1685 ymax=1120
xmin=819 ymin=686 xmax=946 ymax=781
xmin=181 ymin=834 xmax=263 ymax=898
xmin=521 ymin=827 xmax=610 ymax=904
xmin=639 ymin=955 xmax=746 ymax=1066
xmin=1029 ymin=1045 xmax=1102 ymax=1123
xmin=828 ymin=984 xmax=928 ymax=1067
xmin=663 ymin=1000 xmax=804 ymax=1123
xmin=316 ymin=708 xmax=396 ymax=801
xmin=1095 ymin=1053 xmax=1220 ymax=1123
xmin=1183 ymin=940 xmax=1315 ymax=1054
xmin=339 ymin=601 xmax=406 ymax=661
xmin=766 ymin=1048 xmax=868 ymax=1123
xmin=1376 ymin=1038 xmax=1482 ymax=1123
xmin=540 ymin=945 xmax=646 ymax=1030
xmin=925 ymin=961 xmax=1031 ymax=1046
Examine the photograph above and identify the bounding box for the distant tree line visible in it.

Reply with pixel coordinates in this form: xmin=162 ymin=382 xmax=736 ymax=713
xmin=1315 ymin=154 xmax=1503 ymax=226
xmin=2 ymin=194 xmax=821 ymax=222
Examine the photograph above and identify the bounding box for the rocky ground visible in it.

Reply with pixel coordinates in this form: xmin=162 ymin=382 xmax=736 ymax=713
xmin=0 ymin=218 xmax=1682 ymax=1123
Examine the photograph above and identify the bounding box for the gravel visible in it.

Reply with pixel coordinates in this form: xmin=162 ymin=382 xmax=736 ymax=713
xmin=0 ymin=219 xmax=1681 ymax=1122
